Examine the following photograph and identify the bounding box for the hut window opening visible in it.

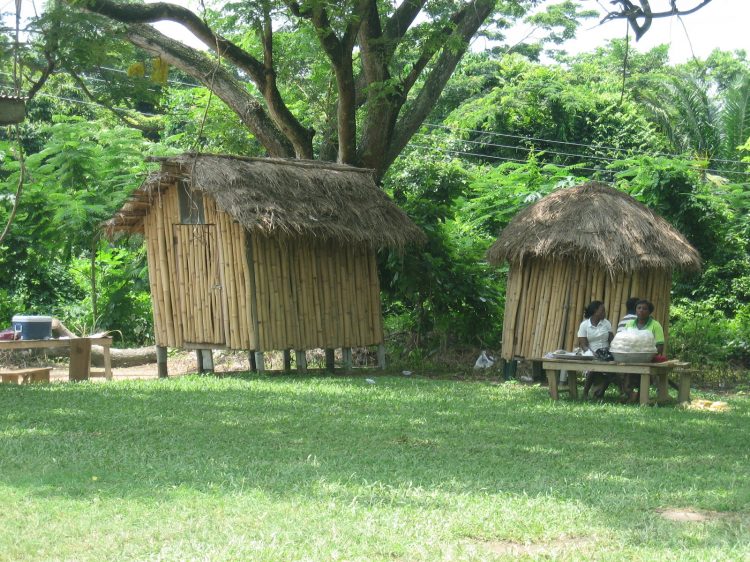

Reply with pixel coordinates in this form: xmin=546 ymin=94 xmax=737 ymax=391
xmin=178 ymin=181 xmax=205 ymax=224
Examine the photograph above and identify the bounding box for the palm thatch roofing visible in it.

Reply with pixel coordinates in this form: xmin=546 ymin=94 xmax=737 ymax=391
xmin=486 ymin=181 xmax=701 ymax=273
xmin=105 ymin=153 xmax=425 ymax=249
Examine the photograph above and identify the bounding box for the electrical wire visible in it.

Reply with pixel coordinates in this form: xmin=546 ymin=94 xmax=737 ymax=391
xmin=423 ymin=123 xmax=750 ymax=166
xmin=414 ymin=131 xmax=750 ymax=177
xmin=407 ymin=143 xmax=613 ymax=176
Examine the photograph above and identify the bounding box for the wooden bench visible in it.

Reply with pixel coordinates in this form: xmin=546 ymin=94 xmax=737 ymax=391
xmin=0 ymin=337 xmax=112 ymax=381
xmin=539 ymin=358 xmax=691 ymax=405
xmin=0 ymin=367 xmax=52 ymax=384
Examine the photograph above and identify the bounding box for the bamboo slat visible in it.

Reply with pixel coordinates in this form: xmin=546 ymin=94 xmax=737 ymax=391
xmin=155 ymin=198 xmax=176 ymax=346
xmin=217 ymin=214 xmax=234 ymax=348
xmin=165 ymin=187 xmax=182 ymax=346
xmin=371 ymin=250 xmax=384 ymax=344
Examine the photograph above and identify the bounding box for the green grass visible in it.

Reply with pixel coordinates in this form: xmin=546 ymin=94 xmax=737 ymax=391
xmin=1 ymin=374 xmax=748 ymax=561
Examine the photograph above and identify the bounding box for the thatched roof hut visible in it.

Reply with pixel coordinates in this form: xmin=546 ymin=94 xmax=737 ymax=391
xmin=487 ymin=181 xmax=701 ymax=360
xmin=106 ymin=153 xmax=425 ymax=248
xmin=106 ymin=154 xmax=424 ymax=366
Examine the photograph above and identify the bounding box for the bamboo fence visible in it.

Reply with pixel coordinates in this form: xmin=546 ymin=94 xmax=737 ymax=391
xmin=500 ymin=258 xmax=672 ymax=360
xmin=143 ymin=183 xmax=384 ymax=351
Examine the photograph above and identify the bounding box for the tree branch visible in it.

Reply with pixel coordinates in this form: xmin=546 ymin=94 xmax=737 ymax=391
xmin=76 ymin=0 xmax=267 ymax=85
xmin=384 ymin=0 xmax=496 ymax=176
xmin=603 ymin=0 xmax=714 ymax=40
xmin=74 ymin=1 xmax=313 ymax=157
xmin=127 ymin=24 xmax=294 ymax=157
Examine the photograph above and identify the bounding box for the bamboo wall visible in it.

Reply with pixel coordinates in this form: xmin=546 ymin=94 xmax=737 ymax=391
xmin=143 ymin=183 xmax=384 ymax=351
xmin=500 ymin=258 xmax=672 ymax=360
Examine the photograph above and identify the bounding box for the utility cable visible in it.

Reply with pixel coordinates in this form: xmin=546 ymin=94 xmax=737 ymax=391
xmin=423 ymin=123 xmax=750 ymax=166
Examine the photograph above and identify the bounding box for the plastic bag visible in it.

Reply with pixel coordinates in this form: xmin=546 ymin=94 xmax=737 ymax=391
xmin=474 ymin=351 xmax=495 ymax=369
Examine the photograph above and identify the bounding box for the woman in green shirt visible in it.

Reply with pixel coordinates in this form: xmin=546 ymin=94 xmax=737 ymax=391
xmin=624 ymin=299 xmax=665 ymax=355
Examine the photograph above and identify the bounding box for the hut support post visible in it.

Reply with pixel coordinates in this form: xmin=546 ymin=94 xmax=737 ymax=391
xmin=156 ymin=346 xmax=168 ymax=378
xmin=377 ymin=344 xmax=386 ymax=370
xmin=531 ymin=360 xmax=543 ymax=382
xmin=342 ymin=348 xmax=352 ymax=372
xmin=201 ymin=349 xmax=214 ymax=373
xmin=325 ymin=348 xmax=335 ymax=372
xmin=254 ymin=352 xmax=265 ymax=373
xmin=283 ymin=349 xmax=292 ymax=371
xmin=195 ymin=350 xmax=203 ymax=373
xmin=504 ymin=359 xmax=518 ymax=380
xmin=248 ymin=351 xmax=257 ymax=372
xmin=295 ymin=351 xmax=307 ymax=374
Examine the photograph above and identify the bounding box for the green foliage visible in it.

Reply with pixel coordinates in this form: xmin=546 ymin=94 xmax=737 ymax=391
xmin=670 ymin=300 xmax=750 ymax=368
xmin=381 ymin=153 xmax=503 ymax=350
xmin=59 ymin=242 xmax=153 ymax=344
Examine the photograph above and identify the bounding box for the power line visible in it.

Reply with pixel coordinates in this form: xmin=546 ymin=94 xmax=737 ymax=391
xmin=407 ymin=143 xmax=613 ymax=176
xmin=423 ymin=122 xmax=750 ymax=166
xmin=420 ymin=127 xmax=750 ymax=177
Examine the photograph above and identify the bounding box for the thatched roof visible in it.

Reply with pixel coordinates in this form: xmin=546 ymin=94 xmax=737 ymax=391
xmin=486 ymin=181 xmax=701 ymax=273
xmin=105 ymin=153 xmax=425 ymax=249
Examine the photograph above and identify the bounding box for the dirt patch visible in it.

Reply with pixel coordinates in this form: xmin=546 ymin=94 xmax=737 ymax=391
xmin=46 ymin=350 xmax=258 ymax=382
xmin=656 ymin=508 xmax=726 ymax=522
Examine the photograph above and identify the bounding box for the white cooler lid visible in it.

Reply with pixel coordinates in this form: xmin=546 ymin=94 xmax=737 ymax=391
xmin=12 ymin=315 xmax=53 ymax=322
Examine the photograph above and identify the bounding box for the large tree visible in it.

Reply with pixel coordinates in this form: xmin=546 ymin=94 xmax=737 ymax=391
xmin=58 ymin=0 xmax=603 ymax=180
xmin=46 ymin=1 xmax=710 ymax=181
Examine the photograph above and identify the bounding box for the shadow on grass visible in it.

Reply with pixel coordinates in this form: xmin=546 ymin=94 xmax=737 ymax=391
xmin=0 ymin=375 xmax=748 ymax=521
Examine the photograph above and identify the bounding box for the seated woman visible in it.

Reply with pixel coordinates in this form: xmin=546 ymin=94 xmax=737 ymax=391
xmin=623 ymin=299 xmax=665 ymax=354
xmin=621 ymin=299 xmax=667 ymax=402
xmin=577 ymin=300 xmax=614 ymax=398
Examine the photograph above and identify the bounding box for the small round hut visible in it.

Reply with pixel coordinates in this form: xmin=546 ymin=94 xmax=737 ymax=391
xmin=487 ymin=181 xmax=701 ymax=361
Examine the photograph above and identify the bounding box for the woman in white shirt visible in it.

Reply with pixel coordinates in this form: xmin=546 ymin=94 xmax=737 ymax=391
xmin=578 ymin=300 xmax=613 ymax=353
xmin=578 ymin=300 xmax=614 ymax=398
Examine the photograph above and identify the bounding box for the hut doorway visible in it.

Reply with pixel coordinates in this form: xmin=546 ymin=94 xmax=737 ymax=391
xmin=173 ymin=224 xmax=226 ymax=346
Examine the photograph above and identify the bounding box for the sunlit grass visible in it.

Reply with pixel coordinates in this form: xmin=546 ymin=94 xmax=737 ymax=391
xmin=0 ymin=375 xmax=748 ymax=560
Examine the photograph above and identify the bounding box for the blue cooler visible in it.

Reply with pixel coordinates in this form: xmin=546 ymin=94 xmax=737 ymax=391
xmin=12 ymin=315 xmax=53 ymax=340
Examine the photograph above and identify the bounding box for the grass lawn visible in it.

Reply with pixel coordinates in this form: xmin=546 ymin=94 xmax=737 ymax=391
xmin=0 ymin=373 xmax=748 ymax=561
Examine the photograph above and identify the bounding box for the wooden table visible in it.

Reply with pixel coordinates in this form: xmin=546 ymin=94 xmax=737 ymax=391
xmin=0 ymin=337 xmax=113 ymax=381
xmin=540 ymin=358 xmax=691 ymax=405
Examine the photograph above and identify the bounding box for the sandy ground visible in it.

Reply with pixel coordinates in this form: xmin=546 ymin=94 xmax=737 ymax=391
xmin=41 ymin=350 xmax=259 ymax=382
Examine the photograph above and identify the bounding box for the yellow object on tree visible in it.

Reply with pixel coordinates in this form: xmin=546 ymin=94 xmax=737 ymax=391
xmin=127 ymin=62 xmax=145 ymax=78
xmin=151 ymin=57 xmax=169 ymax=85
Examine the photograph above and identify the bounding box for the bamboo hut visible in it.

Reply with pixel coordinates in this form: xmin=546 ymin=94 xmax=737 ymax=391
xmin=487 ymin=181 xmax=701 ymax=361
xmin=105 ymin=153 xmax=424 ymax=369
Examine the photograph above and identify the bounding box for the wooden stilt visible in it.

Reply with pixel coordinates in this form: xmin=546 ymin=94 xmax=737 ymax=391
xmin=202 ymin=349 xmax=214 ymax=372
xmin=325 ymin=348 xmax=335 ymax=372
xmin=377 ymin=344 xmax=386 ymax=370
xmin=196 ymin=350 xmax=203 ymax=373
xmin=342 ymin=348 xmax=352 ymax=372
xmin=283 ymin=349 xmax=292 ymax=371
xmin=296 ymin=350 xmax=307 ymax=374
xmin=248 ymin=351 xmax=257 ymax=372
xmin=157 ymin=345 xmax=168 ymax=378
xmin=254 ymin=351 xmax=265 ymax=373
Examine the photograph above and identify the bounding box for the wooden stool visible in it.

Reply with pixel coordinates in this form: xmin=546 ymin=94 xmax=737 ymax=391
xmin=0 ymin=367 xmax=52 ymax=384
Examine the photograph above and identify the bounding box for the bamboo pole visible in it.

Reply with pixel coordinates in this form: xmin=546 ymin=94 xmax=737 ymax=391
xmin=500 ymin=265 xmax=521 ymax=360
xmin=245 ymin=233 xmax=262 ymax=352
xmin=254 ymin=236 xmax=270 ymax=349
xmin=155 ymin=197 xmax=176 ymax=346
xmin=168 ymin=187 xmax=184 ymax=346
xmin=217 ymin=214 xmax=234 ymax=348
xmin=340 ymin=245 xmax=352 ymax=347
xmin=518 ymin=261 xmax=538 ymax=357
xmin=144 ymin=217 xmax=165 ymax=345
xmin=515 ymin=261 xmax=534 ymax=358
xmin=368 ymin=249 xmax=384 ymax=345
xmin=231 ymin=224 xmax=248 ymax=348
xmin=326 ymin=245 xmax=341 ymax=348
